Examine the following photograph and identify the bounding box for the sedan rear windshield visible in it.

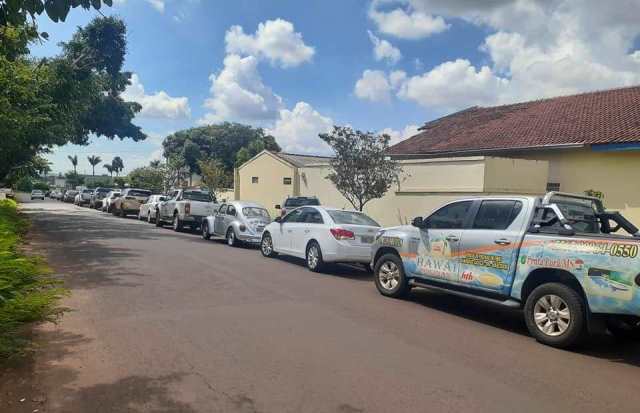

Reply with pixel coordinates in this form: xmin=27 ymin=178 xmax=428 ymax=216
xmin=284 ymin=197 xmax=320 ymax=207
xmin=243 ymin=207 xmax=270 ymax=219
xmin=327 ymin=210 xmax=380 ymax=227
xmin=96 ymin=188 xmax=112 ymax=193
xmin=127 ymin=190 xmax=151 ymax=197
xmin=183 ymin=191 xmax=211 ymax=202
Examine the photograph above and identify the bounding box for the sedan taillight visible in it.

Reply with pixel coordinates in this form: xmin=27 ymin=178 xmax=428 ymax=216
xmin=330 ymin=228 xmax=355 ymax=240
xmin=184 ymin=203 xmax=191 ymax=215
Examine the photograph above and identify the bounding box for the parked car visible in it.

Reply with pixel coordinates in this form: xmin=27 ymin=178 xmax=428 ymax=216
xmin=275 ymin=196 xmax=320 ymax=217
xmin=63 ymin=190 xmax=79 ymax=203
xmin=138 ymin=194 xmax=167 ymax=223
xmin=261 ymin=206 xmax=380 ymax=272
xmin=0 ymin=188 xmax=15 ymax=199
xmin=370 ymin=191 xmax=640 ymax=348
xmin=111 ymin=188 xmax=151 ymax=217
xmin=30 ymin=190 xmax=45 ymax=200
xmin=75 ymin=188 xmax=94 ymax=206
xmin=101 ymin=190 xmax=122 ymax=212
xmin=156 ymin=188 xmax=218 ymax=231
xmin=202 ymin=201 xmax=271 ymax=246
xmin=90 ymin=187 xmax=113 ymax=209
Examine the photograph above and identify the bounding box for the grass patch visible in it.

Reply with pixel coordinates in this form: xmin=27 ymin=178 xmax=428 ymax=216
xmin=0 ymin=199 xmax=67 ymax=360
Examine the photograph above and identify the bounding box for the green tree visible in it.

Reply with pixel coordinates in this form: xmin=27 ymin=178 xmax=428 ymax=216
xmin=0 ymin=0 xmax=113 ymax=29
xmin=128 ymin=165 xmax=164 ymax=192
xmin=65 ymin=171 xmax=84 ymax=188
xmin=319 ymin=126 xmax=402 ymax=211
xmin=67 ymin=155 xmax=78 ymax=174
xmin=111 ymin=156 xmax=124 ymax=176
xmin=87 ymin=155 xmax=102 ymax=176
xmin=162 ymin=123 xmax=280 ymax=182
xmin=103 ymin=164 xmax=114 ymax=177
xmin=197 ymin=158 xmax=232 ymax=199
xmin=0 ymin=17 xmax=145 ymax=182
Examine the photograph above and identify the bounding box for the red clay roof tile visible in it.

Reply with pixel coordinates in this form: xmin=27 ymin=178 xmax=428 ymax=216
xmin=388 ymin=86 xmax=640 ymax=155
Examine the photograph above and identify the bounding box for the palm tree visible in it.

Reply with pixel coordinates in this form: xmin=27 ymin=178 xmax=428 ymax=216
xmin=103 ymin=164 xmax=114 ymax=177
xmin=87 ymin=155 xmax=102 ymax=176
xmin=112 ymin=156 xmax=124 ymax=177
xmin=68 ymin=155 xmax=78 ymax=175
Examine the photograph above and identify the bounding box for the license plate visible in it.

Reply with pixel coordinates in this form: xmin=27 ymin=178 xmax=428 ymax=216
xmin=361 ymin=235 xmax=374 ymax=244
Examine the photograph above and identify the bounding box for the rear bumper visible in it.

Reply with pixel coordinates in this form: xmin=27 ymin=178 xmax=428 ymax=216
xmin=323 ymin=243 xmax=372 ymax=264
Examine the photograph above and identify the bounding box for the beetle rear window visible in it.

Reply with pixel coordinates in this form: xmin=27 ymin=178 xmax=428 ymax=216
xmin=327 ymin=210 xmax=380 ymax=227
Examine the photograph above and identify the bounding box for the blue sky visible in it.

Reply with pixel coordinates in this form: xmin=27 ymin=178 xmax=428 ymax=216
xmin=36 ymin=0 xmax=640 ymax=175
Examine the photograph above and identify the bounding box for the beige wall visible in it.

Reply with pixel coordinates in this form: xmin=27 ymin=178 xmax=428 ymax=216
xmin=216 ymin=189 xmax=236 ymax=203
xmin=512 ymin=148 xmax=640 ymax=226
xmin=299 ymin=156 xmax=548 ymax=227
xmin=237 ymin=152 xmax=297 ymax=217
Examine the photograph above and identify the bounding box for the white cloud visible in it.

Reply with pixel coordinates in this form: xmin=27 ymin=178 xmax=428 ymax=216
xmin=122 ymin=74 xmax=191 ymax=119
xmin=199 ymin=54 xmax=284 ymax=125
xmin=225 ymin=19 xmax=315 ymax=68
xmin=267 ymin=102 xmax=334 ymax=155
xmin=369 ymin=0 xmax=449 ymax=39
xmin=380 ymin=124 xmax=421 ymax=146
xmin=145 ymin=0 xmax=164 ymax=13
xmin=354 ymin=70 xmax=393 ymax=102
xmin=368 ymin=31 xmax=402 ymax=64
xmin=390 ymin=0 xmax=640 ymax=111
xmin=398 ymin=59 xmax=509 ymax=111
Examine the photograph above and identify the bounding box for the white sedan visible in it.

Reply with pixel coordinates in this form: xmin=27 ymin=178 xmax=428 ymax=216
xmin=260 ymin=206 xmax=380 ymax=272
xmin=138 ymin=194 xmax=167 ymax=223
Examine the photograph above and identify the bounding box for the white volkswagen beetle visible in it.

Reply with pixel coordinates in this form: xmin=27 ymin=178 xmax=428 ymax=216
xmin=202 ymin=201 xmax=271 ymax=246
xmin=260 ymin=206 xmax=381 ymax=272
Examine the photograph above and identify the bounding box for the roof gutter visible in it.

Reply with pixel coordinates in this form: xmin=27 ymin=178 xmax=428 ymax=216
xmin=387 ymin=143 xmax=587 ymax=159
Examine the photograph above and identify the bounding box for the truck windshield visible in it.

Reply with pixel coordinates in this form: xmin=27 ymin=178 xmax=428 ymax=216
xmin=183 ymin=191 xmax=211 ymax=202
xmin=285 ymin=197 xmax=320 ymax=207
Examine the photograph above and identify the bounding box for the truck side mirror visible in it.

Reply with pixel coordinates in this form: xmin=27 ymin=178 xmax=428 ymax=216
xmin=275 ymin=204 xmax=281 ymax=209
xmin=411 ymin=216 xmax=424 ymax=228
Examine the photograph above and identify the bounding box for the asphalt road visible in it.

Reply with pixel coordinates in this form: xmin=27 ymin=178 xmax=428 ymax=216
xmin=3 ymin=199 xmax=640 ymax=412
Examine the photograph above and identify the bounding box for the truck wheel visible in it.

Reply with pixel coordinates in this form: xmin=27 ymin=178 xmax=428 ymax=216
xmin=374 ymin=253 xmax=409 ymax=298
xmin=226 ymin=228 xmax=238 ymax=247
xmin=606 ymin=317 xmax=640 ymax=341
xmin=172 ymin=213 xmax=182 ymax=232
xmin=261 ymin=233 xmax=277 ymax=257
xmin=306 ymin=241 xmax=325 ymax=272
xmin=119 ymin=207 xmax=126 ymax=218
xmin=524 ymin=283 xmax=586 ymax=348
xmin=202 ymin=221 xmax=211 ymax=240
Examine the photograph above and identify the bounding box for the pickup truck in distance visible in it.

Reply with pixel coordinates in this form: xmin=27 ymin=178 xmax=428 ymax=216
xmin=156 ymin=188 xmax=218 ymax=232
xmin=371 ymin=192 xmax=640 ymax=348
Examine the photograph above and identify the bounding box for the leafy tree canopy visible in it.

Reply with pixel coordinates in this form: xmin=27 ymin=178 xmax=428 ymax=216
xmin=162 ymin=122 xmax=280 ymax=182
xmin=0 ymin=0 xmax=113 ymax=29
xmin=0 ymin=16 xmax=145 ymax=183
xmin=128 ymin=165 xmax=164 ymax=193
xmin=319 ymin=126 xmax=402 ymax=211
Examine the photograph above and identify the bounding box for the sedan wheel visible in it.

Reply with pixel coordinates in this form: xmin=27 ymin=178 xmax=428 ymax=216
xmin=261 ymin=233 xmax=277 ymax=257
xmin=306 ymin=242 xmax=325 ymax=272
xmin=147 ymin=211 xmax=153 ymax=223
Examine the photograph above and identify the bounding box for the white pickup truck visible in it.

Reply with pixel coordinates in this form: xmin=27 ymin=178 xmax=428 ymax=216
xmin=156 ymin=188 xmax=218 ymax=231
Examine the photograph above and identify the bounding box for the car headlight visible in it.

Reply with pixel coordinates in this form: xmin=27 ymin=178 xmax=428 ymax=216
xmin=375 ymin=229 xmax=386 ymax=242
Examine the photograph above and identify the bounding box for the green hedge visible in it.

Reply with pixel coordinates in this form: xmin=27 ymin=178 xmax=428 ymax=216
xmin=0 ymin=199 xmax=67 ymax=359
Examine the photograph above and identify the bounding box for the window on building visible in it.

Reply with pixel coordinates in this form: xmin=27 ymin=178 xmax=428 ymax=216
xmin=251 ymin=177 xmax=259 ymax=184
xmin=546 ymin=182 xmax=560 ymax=192
xmin=283 ymin=177 xmax=292 ymax=185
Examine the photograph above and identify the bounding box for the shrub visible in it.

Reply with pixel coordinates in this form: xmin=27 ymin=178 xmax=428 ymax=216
xmin=0 ymin=200 xmax=67 ymax=359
